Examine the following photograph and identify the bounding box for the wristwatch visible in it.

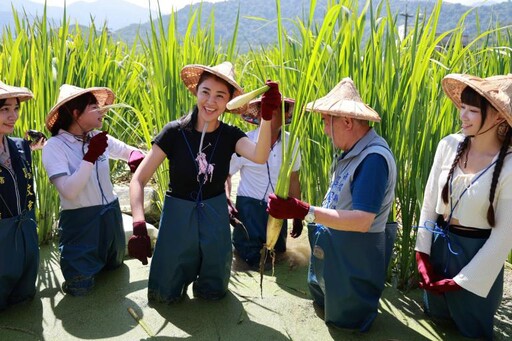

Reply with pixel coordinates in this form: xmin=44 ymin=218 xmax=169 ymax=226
xmin=304 ymin=206 xmax=316 ymax=223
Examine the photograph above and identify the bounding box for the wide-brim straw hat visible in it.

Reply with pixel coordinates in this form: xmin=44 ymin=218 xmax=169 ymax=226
xmin=241 ymin=97 xmax=295 ymax=125
xmin=0 ymin=81 xmax=33 ymax=102
xmin=46 ymin=84 xmax=115 ymax=132
xmin=180 ymin=61 xmax=244 ymax=113
xmin=305 ymin=77 xmax=381 ymax=122
xmin=442 ymin=73 xmax=512 ymax=126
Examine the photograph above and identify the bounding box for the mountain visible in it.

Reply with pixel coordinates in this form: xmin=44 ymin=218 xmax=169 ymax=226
xmin=2 ymin=0 xmax=512 ymax=50
xmin=113 ymin=0 xmax=512 ymax=50
xmin=2 ymin=0 xmax=157 ymax=30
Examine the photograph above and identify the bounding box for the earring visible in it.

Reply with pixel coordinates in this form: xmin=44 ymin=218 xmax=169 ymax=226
xmin=497 ymin=122 xmax=509 ymax=137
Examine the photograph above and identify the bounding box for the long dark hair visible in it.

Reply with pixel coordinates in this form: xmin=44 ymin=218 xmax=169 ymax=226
xmin=178 ymin=71 xmax=235 ymax=130
xmin=50 ymin=92 xmax=98 ymax=136
xmin=441 ymin=86 xmax=511 ymax=226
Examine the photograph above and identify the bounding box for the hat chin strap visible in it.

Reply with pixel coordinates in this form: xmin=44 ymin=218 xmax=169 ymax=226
xmin=467 ymin=120 xmax=501 ymax=138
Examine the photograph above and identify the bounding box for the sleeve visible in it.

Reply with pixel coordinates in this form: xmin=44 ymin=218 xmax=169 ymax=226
xmin=229 ymin=153 xmax=242 ymax=175
xmin=453 ymin=166 xmax=512 ymax=297
xmin=291 ymin=138 xmax=301 ymax=172
xmin=351 ymin=153 xmax=388 ymax=214
xmin=415 ymin=138 xmax=448 ymax=255
xmin=42 ymin=138 xmax=71 ymax=180
xmin=105 ymin=133 xmax=137 ymax=161
xmin=152 ymin=121 xmax=178 ymax=156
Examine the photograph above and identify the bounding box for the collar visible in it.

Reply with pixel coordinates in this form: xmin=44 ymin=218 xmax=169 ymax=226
xmin=341 ymin=128 xmax=378 ymax=160
xmin=57 ymin=129 xmax=94 ymax=143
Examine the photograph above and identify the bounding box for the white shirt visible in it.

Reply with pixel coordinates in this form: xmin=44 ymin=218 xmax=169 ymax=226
xmin=229 ymin=128 xmax=301 ymax=202
xmin=42 ymin=130 xmax=136 ymax=210
xmin=415 ymin=133 xmax=512 ymax=297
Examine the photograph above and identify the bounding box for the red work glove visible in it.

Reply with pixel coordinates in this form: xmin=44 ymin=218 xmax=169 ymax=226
xmin=429 ymin=279 xmax=462 ymax=293
xmin=291 ymin=218 xmax=303 ymax=238
xmin=267 ymin=193 xmax=309 ymax=220
xmin=416 ymin=251 xmax=440 ymax=287
xmin=260 ymin=80 xmax=282 ymax=121
xmin=128 ymin=221 xmax=152 ymax=265
xmin=83 ymin=131 xmax=108 ymax=164
xmin=128 ymin=150 xmax=145 ymax=173
xmin=227 ymin=198 xmax=239 ymax=228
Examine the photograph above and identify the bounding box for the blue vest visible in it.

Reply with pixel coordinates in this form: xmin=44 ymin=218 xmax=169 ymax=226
xmin=0 ymin=137 xmax=35 ymax=219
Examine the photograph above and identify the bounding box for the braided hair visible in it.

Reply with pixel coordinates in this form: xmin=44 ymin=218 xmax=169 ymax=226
xmin=441 ymin=86 xmax=510 ymax=226
xmin=486 ymin=128 xmax=512 ymax=226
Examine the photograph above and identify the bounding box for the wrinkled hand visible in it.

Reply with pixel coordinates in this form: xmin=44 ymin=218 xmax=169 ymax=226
xmin=83 ymin=131 xmax=108 ymax=164
xmin=128 ymin=221 xmax=152 ymax=265
xmin=260 ymin=80 xmax=282 ymax=121
xmin=128 ymin=150 xmax=145 ymax=173
xmin=291 ymin=218 xmax=303 ymax=238
xmin=429 ymin=279 xmax=462 ymax=294
xmin=267 ymin=193 xmax=309 ymax=220
xmin=416 ymin=251 xmax=441 ymax=288
xmin=227 ymin=198 xmax=240 ymax=227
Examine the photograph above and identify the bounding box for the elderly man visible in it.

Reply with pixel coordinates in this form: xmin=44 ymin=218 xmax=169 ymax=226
xmin=268 ymin=78 xmax=397 ymax=331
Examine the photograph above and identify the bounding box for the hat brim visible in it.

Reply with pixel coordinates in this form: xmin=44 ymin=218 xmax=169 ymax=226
xmin=241 ymin=98 xmax=295 ymax=125
xmin=46 ymin=87 xmax=115 ymax=132
xmin=180 ymin=64 xmax=244 ymax=114
xmin=442 ymin=74 xmax=512 ymax=126
xmin=305 ymin=99 xmax=381 ymax=122
xmin=0 ymin=83 xmax=33 ymax=102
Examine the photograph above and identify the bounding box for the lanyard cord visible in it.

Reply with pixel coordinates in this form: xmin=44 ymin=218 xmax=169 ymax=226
xmin=262 ymin=134 xmax=281 ymax=201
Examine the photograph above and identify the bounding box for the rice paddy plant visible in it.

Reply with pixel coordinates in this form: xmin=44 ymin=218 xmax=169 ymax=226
xmin=2 ymin=0 xmax=510 ymax=282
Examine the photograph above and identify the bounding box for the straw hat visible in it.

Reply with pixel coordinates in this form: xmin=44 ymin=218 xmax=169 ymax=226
xmin=305 ymin=77 xmax=381 ymax=122
xmin=0 ymin=80 xmax=33 ymax=102
xmin=46 ymin=84 xmax=115 ymax=132
xmin=241 ymin=97 xmax=295 ymax=125
xmin=442 ymin=73 xmax=512 ymax=126
xmin=180 ymin=62 xmax=244 ymax=113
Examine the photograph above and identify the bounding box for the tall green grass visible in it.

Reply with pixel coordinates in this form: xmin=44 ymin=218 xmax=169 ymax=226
xmin=2 ymin=0 xmax=510 ymax=285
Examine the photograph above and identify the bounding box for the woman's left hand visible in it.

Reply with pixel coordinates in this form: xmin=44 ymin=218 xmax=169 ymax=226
xmin=426 ymin=278 xmax=462 ymax=294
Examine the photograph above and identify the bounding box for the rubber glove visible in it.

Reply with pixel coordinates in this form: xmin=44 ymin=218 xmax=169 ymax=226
xmin=267 ymin=193 xmax=309 ymax=220
xmin=260 ymin=80 xmax=281 ymax=121
xmin=128 ymin=221 xmax=152 ymax=265
xmin=291 ymin=218 xmax=304 ymax=238
xmin=128 ymin=150 xmax=145 ymax=173
xmin=83 ymin=131 xmax=108 ymax=164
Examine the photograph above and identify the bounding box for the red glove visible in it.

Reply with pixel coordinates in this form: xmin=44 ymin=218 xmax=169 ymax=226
xmin=128 ymin=221 xmax=152 ymax=265
xmin=291 ymin=218 xmax=303 ymax=238
xmin=227 ymin=198 xmax=239 ymax=228
xmin=429 ymin=279 xmax=462 ymax=293
xmin=128 ymin=150 xmax=145 ymax=173
xmin=416 ymin=251 xmax=440 ymax=287
xmin=267 ymin=193 xmax=309 ymax=220
xmin=83 ymin=131 xmax=108 ymax=164
xmin=260 ymin=80 xmax=282 ymax=121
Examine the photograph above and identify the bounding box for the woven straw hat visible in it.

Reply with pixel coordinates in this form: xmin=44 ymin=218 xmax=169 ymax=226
xmin=0 ymin=81 xmax=33 ymax=102
xmin=241 ymin=97 xmax=295 ymax=125
xmin=180 ymin=62 xmax=244 ymax=113
xmin=442 ymin=73 xmax=512 ymax=126
xmin=46 ymin=84 xmax=115 ymax=132
xmin=305 ymin=77 xmax=381 ymax=122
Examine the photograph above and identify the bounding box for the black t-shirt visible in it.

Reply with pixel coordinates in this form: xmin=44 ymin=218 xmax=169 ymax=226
xmin=153 ymin=120 xmax=246 ymax=201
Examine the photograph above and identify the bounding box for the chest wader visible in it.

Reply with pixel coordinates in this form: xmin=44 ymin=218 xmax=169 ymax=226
xmin=58 ymin=199 xmax=124 ymax=296
xmin=148 ymin=127 xmax=231 ymax=303
xmin=307 ymin=223 xmax=386 ymax=331
xmin=422 ymin=161 xmax=502 ymax=340
xmin=232 ymin=196 xmax=287 ymax=267
xmin=0 ymin=210 xmax=38 ymax=309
